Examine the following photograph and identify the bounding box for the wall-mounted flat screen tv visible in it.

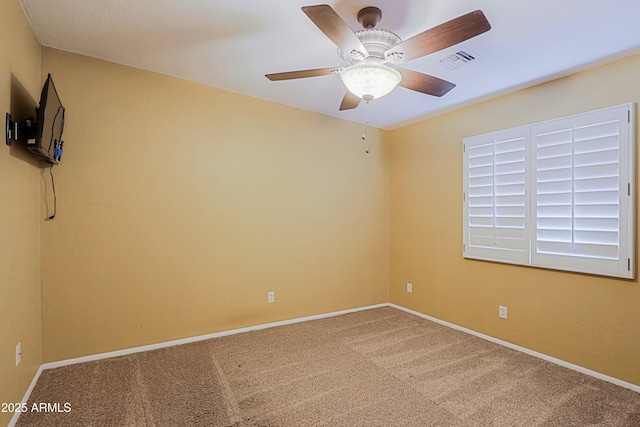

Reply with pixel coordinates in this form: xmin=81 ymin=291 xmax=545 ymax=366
xmin=5 ymin=73 xmax=66 ymax=164
xmin=25 ymin=73 xmax=66 ymax=164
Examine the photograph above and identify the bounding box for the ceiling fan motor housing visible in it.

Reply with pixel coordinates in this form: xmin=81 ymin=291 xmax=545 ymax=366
xmin=337 ymin=29 xmax=402 ymax=64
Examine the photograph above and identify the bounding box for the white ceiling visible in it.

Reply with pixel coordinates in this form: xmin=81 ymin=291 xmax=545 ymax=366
xmin=19 ymin=0 xmax=640 ymax=129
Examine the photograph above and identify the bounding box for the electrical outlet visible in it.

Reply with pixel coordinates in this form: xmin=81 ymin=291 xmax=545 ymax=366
xmin=406 ymin=282 xmax=413 ymax=293
xmin=499 ymin=306 xmax=508 ymax=319
xmin=268 ymin=291 xmax=275 ymax=303
xmin=16 ymin=342 xmax=21 ymax=367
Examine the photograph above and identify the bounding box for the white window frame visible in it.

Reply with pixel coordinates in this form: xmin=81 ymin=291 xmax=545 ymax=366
xmin=463 ymin=103 xmax=635 ymax=279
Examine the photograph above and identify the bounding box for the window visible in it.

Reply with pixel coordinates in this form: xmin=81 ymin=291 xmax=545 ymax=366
xmin=463 ymin=104 xmax=634 ymax=278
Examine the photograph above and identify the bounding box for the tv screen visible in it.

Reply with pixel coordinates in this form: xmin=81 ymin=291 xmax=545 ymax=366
xmin=25 ymin=73 xmax=65 ymax=164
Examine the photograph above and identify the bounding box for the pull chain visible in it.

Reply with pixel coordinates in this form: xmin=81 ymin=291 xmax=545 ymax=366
xmin=361 ymin=100 xmax=370 ymax=154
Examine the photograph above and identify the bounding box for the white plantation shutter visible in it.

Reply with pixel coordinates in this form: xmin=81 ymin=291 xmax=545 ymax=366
xmin=463 ymin=127 xmax=529 ymax=264
xmin=463 ymin=103 xmax=634 ymax=278
xmin=531 ymin=105 xmax=633 ymax=277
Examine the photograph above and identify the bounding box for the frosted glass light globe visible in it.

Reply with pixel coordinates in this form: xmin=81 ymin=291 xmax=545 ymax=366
xmin=340 ymin=63 xmax=401 ymax=101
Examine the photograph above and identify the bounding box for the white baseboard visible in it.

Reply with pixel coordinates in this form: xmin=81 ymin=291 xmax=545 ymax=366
xmin=42 ymin=303 xmax=388 ymax=370
xmin=389 ymin=303 xmax=640 ymax=394
xmin=8 ymin=365 xmax=44 ymax=427
xmin=14 ymin=300 xmax=637 ymax=425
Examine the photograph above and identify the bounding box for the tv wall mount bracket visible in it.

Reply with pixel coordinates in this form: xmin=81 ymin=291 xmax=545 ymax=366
xmin=6 ymin=113 xmax=17 ymax=146
xmin=5 ymin=112 xmax=38 ymax=147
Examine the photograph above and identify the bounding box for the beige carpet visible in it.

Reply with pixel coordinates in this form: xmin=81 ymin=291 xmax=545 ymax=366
xmin=16 ymin=307 xmax=640 ymax=426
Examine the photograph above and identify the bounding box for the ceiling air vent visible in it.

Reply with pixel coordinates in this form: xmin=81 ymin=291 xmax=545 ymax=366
xmin=439 ymin=48 xmax=478 ymax=70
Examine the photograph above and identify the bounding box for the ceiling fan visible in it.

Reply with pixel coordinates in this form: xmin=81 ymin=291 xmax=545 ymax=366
xmin=266 ymin=4 xmax=491 ymax=111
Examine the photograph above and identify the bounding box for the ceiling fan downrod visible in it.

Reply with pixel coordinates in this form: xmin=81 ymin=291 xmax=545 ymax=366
xmin=357 ymin=7 xmax=382 ymax=29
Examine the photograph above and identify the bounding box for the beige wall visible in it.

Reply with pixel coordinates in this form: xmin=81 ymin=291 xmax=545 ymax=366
xmin=0 ymin=0 xmax=43 ymax=423
xmin=389 ymin=53 xmax=640 ymax=386
xmin=40 ymin=48 xmax=390 ymax=362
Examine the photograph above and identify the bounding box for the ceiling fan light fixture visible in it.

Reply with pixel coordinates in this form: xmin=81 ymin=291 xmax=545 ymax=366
xmin=340 ymin=63 xmax=401 ymax=101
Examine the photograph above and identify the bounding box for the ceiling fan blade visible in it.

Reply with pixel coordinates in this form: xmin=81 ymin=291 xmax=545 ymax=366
xmin=385 ymin=10 xmax=491 ymax=64
xmin=266 ymin=67 xmax=341 ymax=81
xmin=397 ymin=68 xmax=456 ymax=97
xmin=302 ymin=5 xmax=367 ymax=58
xmin=339 ymin=91 xmax=361 ymax=111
